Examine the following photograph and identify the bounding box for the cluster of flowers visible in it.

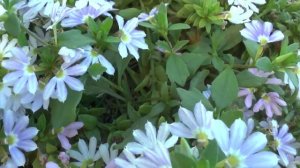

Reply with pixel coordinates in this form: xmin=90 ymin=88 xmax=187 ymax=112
xmin=41 ymin=101 xmax=299 ymax=168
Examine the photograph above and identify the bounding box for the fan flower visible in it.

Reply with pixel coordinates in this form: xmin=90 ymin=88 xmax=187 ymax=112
xmin=169 ymin=101 xmax=215 ymax=147
xmin=43 ymin=63 xmax=86 ymax=102
xmin=137 ymin=142 xmax=172 ymax=168
xmin=75 ymin=0 xmax=115 ymax=17
xmin=248 ymin=68 xmax=283 ymax=85
xmin=61 ymin=5 xmax=111 ymax=28
xmin=238 ymin=88 xmax=256 ymax=108
xmin=46 ymin=1 xmax=72 ymax=30
xmin=213 ymin=118 xmax=278 ymax=168
xmin=2 ymin=47 xmax=38 ymax=94
xmin=3 ymin=111 xmax=38 ymax=166
xmin=116 ymin=15 xmax=148 ymax=60
xmin=45 ymin=162 xmax=60 ymax=168
xmin=228 ymin=0 xmax=266 ymax=13
xmin=59 ymin=151 xmax=70 ymax=165
xmin=80 ymin=46 xmax=115 ymax=80
xmin=271 ymin=120 xmax=298 ymax=166
xmin=138 ymin=7 xmax=158 ymax=22
xmin=240 ymin=20 xmax=284 ymax=45
xmin=226 ymin=6 xmax=253 ymax=24
xmin=0 ymin=34 xmax=17 ymax=59
xmin=126 ymin=121 xmax=178 ymax=154
xmin=99 ymin=143 xmax=118 ymax=167
xmin=68 ymin=137 xmax=102 ymax=167
xmin=253 ymin=92 xmax=287 ymax=118
xmin=57 ymin=121 xmax=84 ymax=150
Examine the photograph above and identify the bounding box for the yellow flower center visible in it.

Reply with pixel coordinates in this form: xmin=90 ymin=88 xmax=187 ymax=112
xmin=120 ymin=30 xmax=130 ymax=43
xmin=262 ymin=93 xmax=270 ymax=102
xmin=216 ymin=155 xmax=240 ymax=168
xmin=5 ymin=134 xmax=17 ymax=145
xmin=26 ymin=65 xmax=35 ymax=73
xmin=260 ymin=38 xmax=268 ymax=46
xmin=56 ymin=69 xmax=65 ymax=78
xmin=197 ymin=132 xmax=209 ymax=147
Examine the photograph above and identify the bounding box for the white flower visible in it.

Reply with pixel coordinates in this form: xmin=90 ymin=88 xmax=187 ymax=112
xmin=116 ymin=15 xmax=148 ymax=60
xmin=138 ymin=7 xmax=158 ymax=22
xmin=99 ymin=143 xmax=118 ymax=167
xmin=126 ymin=121 xmax=178 ymax=154
xmin=46 ymin=1 xmax=72 ymax=30
xmin=0 ymin=34 xmax=18 ymax=59
xmin=68 ymin=137 xmax=102 ymax=167
xmin=1 ymin=47 xmax=38 ymax=94
xmin=80 ymin=46 xmax=115 ymax=80
xmin=58 ymin=46 xmax=83 ymax=63
xmin=169 ymin=101 xmax=215 ymax=146
xmin=213 ymin=119 xmax=278 ymax=168
xmin=0 ymin=4 xmax=7 ymax=16
xmin=75 ymin=0 xmax=115 ymax=17
xmin=228 ymin=0 xmax=266 ymax=13
xmin=43 ymin=63 xmax=86 ymax=102
xmin=226 ymin=6 xmax=253 ymax=24
xmin=284 ymin=63 xmax=300 ymax=100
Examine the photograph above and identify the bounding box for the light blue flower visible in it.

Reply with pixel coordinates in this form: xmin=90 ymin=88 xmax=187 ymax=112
xmin=169 ymin=101 xmax=215 ymax=147
xmin=116 ymin=15 xmax=148 ymax=60
xmin=0 ymin=34 xmax=18 ymax=59
xmin=213 ymin=118 xmax=278 ymax=168
xmin=228 ymin=0 xmax=266 ymax=13
xmin=75 ymin=0 xmax=115 ymax=17
xmin=68 ymin=137 xmax=102 ymax=167
xmin=2 ymin=47 xmax=38 ymax=94
xmin=99 ymin=143 xmax=118 ymax=167
xmin=240 ymin=20 xmax=284 ymax=45
xmin=80 ymin=46 xmax=115 ymax=80
xmin=61 ymin=5 xmax=111 ymax=28
xmin=43 ymin=63 xmax=86 ymax=102
xmin=271 ymin=120 xmax=298 ymax=166
xmin=138 ymin=7 xmax=158 ymax=22
xmin=46 ymin=1 xmax=72 ymax=30
xmin=126 ymin=121 xmax=178 ymax=154
xmin=3 ymin=111 xmax=39 ymax=166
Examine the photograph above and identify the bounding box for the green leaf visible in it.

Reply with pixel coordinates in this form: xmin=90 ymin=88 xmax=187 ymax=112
xmin=119 ymin=8 xmax=141 ymax=19
xmin=237 ymin=70 xmax=267 ymax=87
xmin=190 ymin=70 xmax=209 ymax=90
xmin=173 ymin=40 xmax=189 ymax=52
xmin=156 ymin=3 xmax=168 ymax=36
xmin=216 ymin=25 xmax=243 ymax=51
xmin=58 ymin=30 xmax=95 ymax=49
xmin=168 ymin=23 xmax=191 ymax=30
xmin=202 ymin=140 xmax=225 ymax=167
xmin=171 ymin=152 xmax=197 ymax=168
xmin=220 ymin=110 xmax=243 ymax=126
xmin=244 ymin=40 xmax=259 ymax=58
xmin=87 ymin=63 xmax=106 ymax=79
xmin=166 ymin=55 xmax=190 ymax=86
xmin=181 ymin=53 xmax=210 ymax=74
xmin=37 ymin=113 xmax=46 ymax=133
xmin=256 ymin=57 xmax=273 ymax=72
xmin=78 ymin=114 xmax=98 ymax=130
xmin=176 ymin=88 xmax=213 ymax=111
xmin=211 ymin=67 xmax=238 ymax=108
xmin=50 ymin=85 xmax=85 ymax=128
xmin=286 ymin=69 xmax=299 ymax=89
xmin=4 ymin=13 xmax=20 ymax=37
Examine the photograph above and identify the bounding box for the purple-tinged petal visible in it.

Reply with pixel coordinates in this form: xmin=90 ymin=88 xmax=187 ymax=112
xmin=12 ymin=116 xmax=29 ymax=134
xmin=229 ymin=119 xmax=247 ymax=151
xmin=9 ymin=147 xmax=25 ymax=166
xmin=118 ymin=43 xmax=128 ymax=58
xmin=18 ymin=127 xmax=38 ymax=140
xmin=212 ymin=120 xmax=229 ymax=154
xmin=116 ymin=15 xmax=124 ymax=29
xmin=27 ymin=74 xmax=38 ymax=94
xmin=64 ymin=76 xmax=84 ymax=91
xmin=244 ymin=151 xmax=278 ymax=168
xmin=124 ymin=17 xmax=138 ymax=33
xmin=178 ymin=107 xmax=198 ymax=131
xmin=4 ymin=110 xmax=14 ymax=134
xmin=43 ymin=77 xmax=57 ymax=100
xmin=169 ymin=123 xmax=193 ymax=138
xmin=263 ymin=22 xmax=273 ymax=36
xmin=3 ymin=71 xmax=23 ymax=85
xmin=46 ymin=162 xmax=60 ymax=168
xmin=240 ymin=132 xmax=267 ymax=157
xmin=56 ymin=80 xmax=67 ymax=102
xmin=58 ymin=134 xmax=71 ymax=150
xmin=269 ymin=30 xmax=284 ymax=42
xmin=253 ymin=99 xmax=264 ymax=112
xmin=17 ymin=140 xmax=37 ymax=152
xmin=66 ymin=65 xmax=86 ymax=76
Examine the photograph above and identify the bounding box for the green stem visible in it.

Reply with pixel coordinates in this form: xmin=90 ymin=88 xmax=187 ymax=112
xmin=53 ymin=25 xmax=58 ymax=46
xmin=102 ymin=77 xmax=124 ymax=93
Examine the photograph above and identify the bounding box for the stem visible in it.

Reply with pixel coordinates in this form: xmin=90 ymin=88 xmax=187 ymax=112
xmin=53 ymin=25 xmax=58 ymax=46
xmin=102 ymin=77 xmax=124 ymax=93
